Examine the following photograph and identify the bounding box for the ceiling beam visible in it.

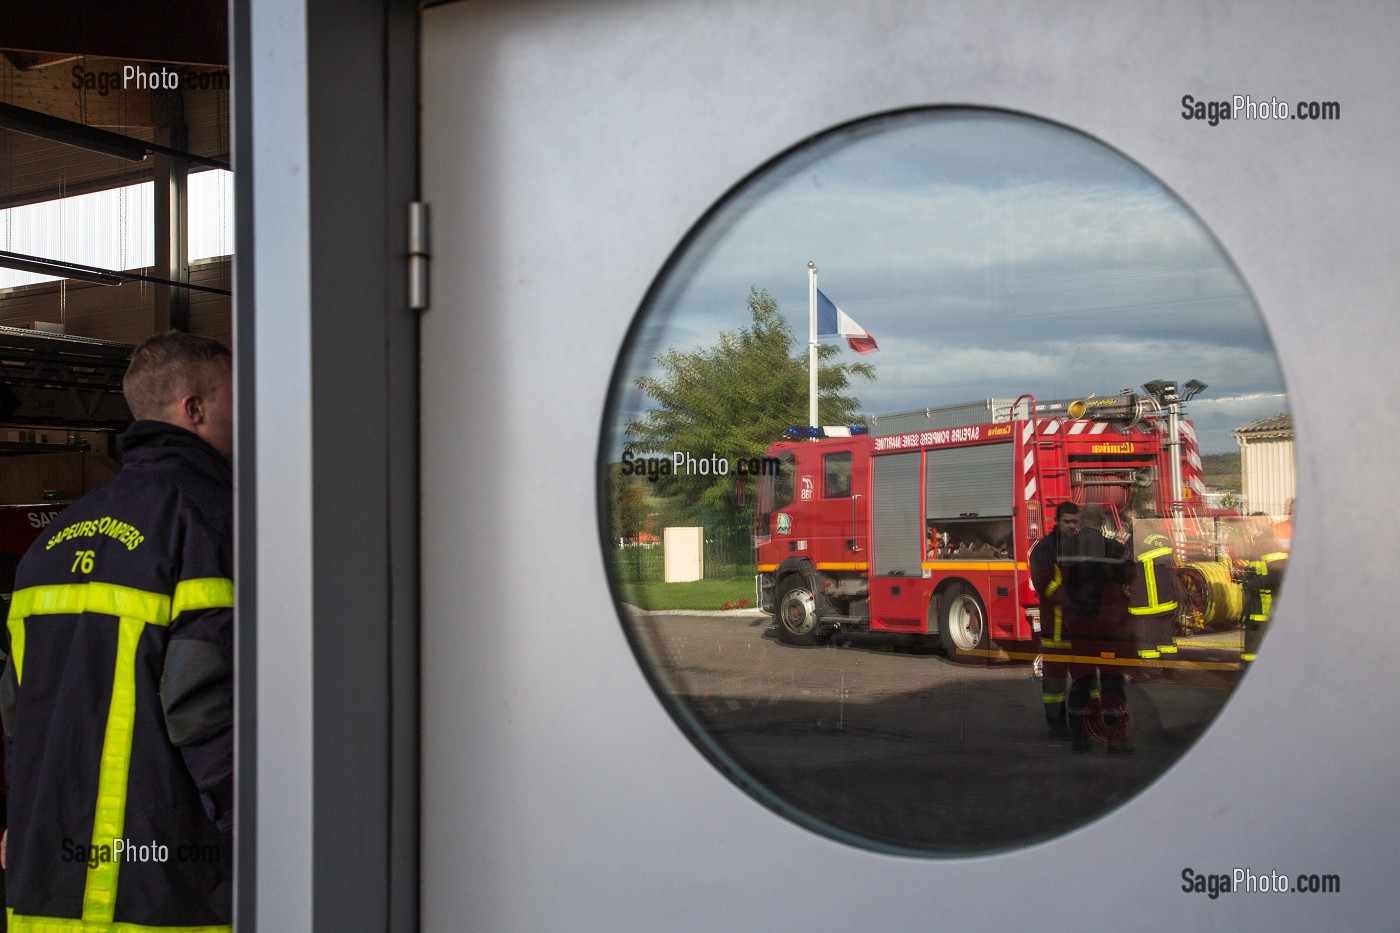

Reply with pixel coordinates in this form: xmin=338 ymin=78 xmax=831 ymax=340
xmin=0 ymin=103 xmax=231 ymax=170
xmin=2 ymin=52 xmax=82 ymax=70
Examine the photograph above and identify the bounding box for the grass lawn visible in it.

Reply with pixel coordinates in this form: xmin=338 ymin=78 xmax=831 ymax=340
xmin=618 ymin=575 xmax=757 ymax=612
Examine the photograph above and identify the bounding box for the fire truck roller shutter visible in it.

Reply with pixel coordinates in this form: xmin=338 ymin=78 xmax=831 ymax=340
xmin=872 ymin=452 xmax=923 ymax=576
xmin=924 ymin=443 xmax=1014 ymax=520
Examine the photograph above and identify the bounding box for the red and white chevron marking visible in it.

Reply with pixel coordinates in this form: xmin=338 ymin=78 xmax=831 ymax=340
xmin=1021 ymin=417 xmax=1203 ymax=503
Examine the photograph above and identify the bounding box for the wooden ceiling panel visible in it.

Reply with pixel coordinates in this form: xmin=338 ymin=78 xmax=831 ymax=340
xmin=2 ymin=5 xmax=230 ymax=207
xmin=1 ymin=59 xmax=229 ymax=209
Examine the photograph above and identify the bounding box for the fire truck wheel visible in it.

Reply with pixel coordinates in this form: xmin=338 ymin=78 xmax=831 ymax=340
xmin=938 ymin=583 xmax=988 ymax=661
xmin=775 ymin=576 xmax=822 ymax=647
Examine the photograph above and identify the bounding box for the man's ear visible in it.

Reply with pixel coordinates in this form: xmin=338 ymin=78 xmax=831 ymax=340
xmin=178 ymin=392 xmax=205 ymax=426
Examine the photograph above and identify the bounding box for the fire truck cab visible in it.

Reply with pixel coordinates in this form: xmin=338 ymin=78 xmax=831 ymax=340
xmin=755 ymin=391 xmax=1208 ymax=660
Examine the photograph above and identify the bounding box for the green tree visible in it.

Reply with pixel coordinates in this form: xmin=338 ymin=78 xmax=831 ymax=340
xmin=626 ymin=287 xmax=874 ymax=515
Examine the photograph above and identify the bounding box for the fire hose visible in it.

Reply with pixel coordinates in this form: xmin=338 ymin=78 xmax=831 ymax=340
xmin=1177 ymin=560 xmax=1244 ymax=631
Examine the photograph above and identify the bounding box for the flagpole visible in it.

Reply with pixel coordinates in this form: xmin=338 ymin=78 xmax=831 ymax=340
xmin=808 ymin=260 xmax=818 ymax=429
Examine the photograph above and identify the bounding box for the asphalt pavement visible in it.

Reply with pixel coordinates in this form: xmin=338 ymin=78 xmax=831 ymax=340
xmin=627 ymin=609 xmax=1239 ymax=855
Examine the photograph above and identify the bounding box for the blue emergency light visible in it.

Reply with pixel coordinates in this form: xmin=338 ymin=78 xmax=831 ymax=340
xmin=784 ymin=425 xmax=869 ymax=439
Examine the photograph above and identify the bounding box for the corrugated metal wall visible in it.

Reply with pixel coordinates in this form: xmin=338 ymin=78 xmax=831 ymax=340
xmin=1239 ymin=436 xmax=1295 ymax=519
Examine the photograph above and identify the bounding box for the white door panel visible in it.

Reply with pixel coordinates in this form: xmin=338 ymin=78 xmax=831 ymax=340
xmin=421 ymin=2 xmax=1400 ymax=928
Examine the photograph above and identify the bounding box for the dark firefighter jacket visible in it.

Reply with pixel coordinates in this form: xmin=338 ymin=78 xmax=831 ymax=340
xmin=1063 ymin=529 xmax=1129 ymax=641
xmin=1030 ymin=526 xmax=1129 ymax=645
xmin=1 ymin=421 xmax=233 ymax=931
xmin=1127 ymin=536 xmax=1180 ymax=621
xmin=1029 ymin=529 xmax=1071 ymax=645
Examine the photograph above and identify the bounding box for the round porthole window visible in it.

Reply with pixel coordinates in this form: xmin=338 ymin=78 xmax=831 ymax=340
xmin=600 ymin=108 xmax=1292 ymax=855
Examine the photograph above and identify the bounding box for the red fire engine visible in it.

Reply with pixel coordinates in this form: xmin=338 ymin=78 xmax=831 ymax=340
xmin=754 ymin=386 xmax=1220 ymax=659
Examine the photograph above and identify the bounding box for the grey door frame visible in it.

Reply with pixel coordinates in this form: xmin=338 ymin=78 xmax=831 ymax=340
xmin=232 ymin=0 xmax=420 ymax=928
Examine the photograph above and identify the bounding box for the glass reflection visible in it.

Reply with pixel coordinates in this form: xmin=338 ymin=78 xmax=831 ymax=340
xmin=603 ymin=109 xmax=1291 ymax=854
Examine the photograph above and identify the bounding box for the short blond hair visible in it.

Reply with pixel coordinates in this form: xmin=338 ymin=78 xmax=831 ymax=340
xmin=122 ymin=332 xmax=231 ymax=421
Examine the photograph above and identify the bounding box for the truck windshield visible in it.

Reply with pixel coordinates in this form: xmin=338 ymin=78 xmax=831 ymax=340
xmin=756 ymin=451 xmax=795 ymax=528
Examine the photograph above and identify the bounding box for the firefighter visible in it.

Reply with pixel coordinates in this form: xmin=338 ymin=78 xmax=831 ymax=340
xmin=1242 ymin=548 xmax=1288 ymax=663
xmin=1066 ymin=503 xmax=1133 ymax=754
xmin=1124 ymin=509 xmax=1180 ymax=660
xmin=1 ymin=333 xmax=234 ymax=930
xmin=1029 ymin=501 xmax=1079 ymax=740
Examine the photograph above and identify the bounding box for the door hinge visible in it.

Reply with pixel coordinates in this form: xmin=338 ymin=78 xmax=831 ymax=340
xmin=408 ymin=201 xmax=431 ymax=311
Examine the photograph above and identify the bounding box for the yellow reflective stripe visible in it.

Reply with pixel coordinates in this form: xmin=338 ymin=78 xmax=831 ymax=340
xmin=8 ymin=908 xmax=230 ymax=932
xmin=1132 ymin=549 xmax=1177 ymax=614
xmin=1042 ymin=693 xmax=1066 ymax=703
xmin=1139 ymin=551 xmax=1160 ymax=607
xmin=1261 ymin=552 xmax=1288 ymax=563
xmin=1129 ymin=602 xmax=1177 ymax=615
xmin=972 ymin=646 xmax=1240 ymax=670
xmin=1040 ymin=638 xmax=1071 ymax=649
xmin=172 ymin=577 xmax=235 ymax=616
xmin=7 ymin=612 xmax=26 ymax=685
xmin=83 ymin=616 xmax=144 ymax=923
xmin=7 ymin=583 xmax=173 ymax=686
xmin=8 ymin=584 xmax=171 ymax=627
xmin=1137 ymin=649 xmax=1161 ymax=659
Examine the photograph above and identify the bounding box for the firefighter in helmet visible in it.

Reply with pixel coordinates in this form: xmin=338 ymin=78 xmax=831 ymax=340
xmin=1030 ymin=502 xmax=1077 ymax=739
xmin=1124 ymin=508 xmax=1181 ymax=661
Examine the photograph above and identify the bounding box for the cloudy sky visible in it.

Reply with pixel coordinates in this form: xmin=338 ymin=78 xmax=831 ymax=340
xmin=610 ymin=109 xmax=1287 ymax=454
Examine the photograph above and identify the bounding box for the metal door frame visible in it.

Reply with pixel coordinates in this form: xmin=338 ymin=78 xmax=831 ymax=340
xmin=232 ymin=0 xmax=420 ymax=928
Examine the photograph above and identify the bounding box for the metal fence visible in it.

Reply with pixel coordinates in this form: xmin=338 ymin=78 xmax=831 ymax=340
xmin=612 ymin=512 xmax=754 ymax=584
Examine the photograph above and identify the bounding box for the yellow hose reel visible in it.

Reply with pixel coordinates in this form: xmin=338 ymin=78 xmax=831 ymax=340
xmin=1177 ymin=560 xmax=1244 ymax=632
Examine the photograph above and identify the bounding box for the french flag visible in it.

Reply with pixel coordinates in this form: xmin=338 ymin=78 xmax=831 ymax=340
xmin=816 ymin=288 xmax=878 ymax=354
